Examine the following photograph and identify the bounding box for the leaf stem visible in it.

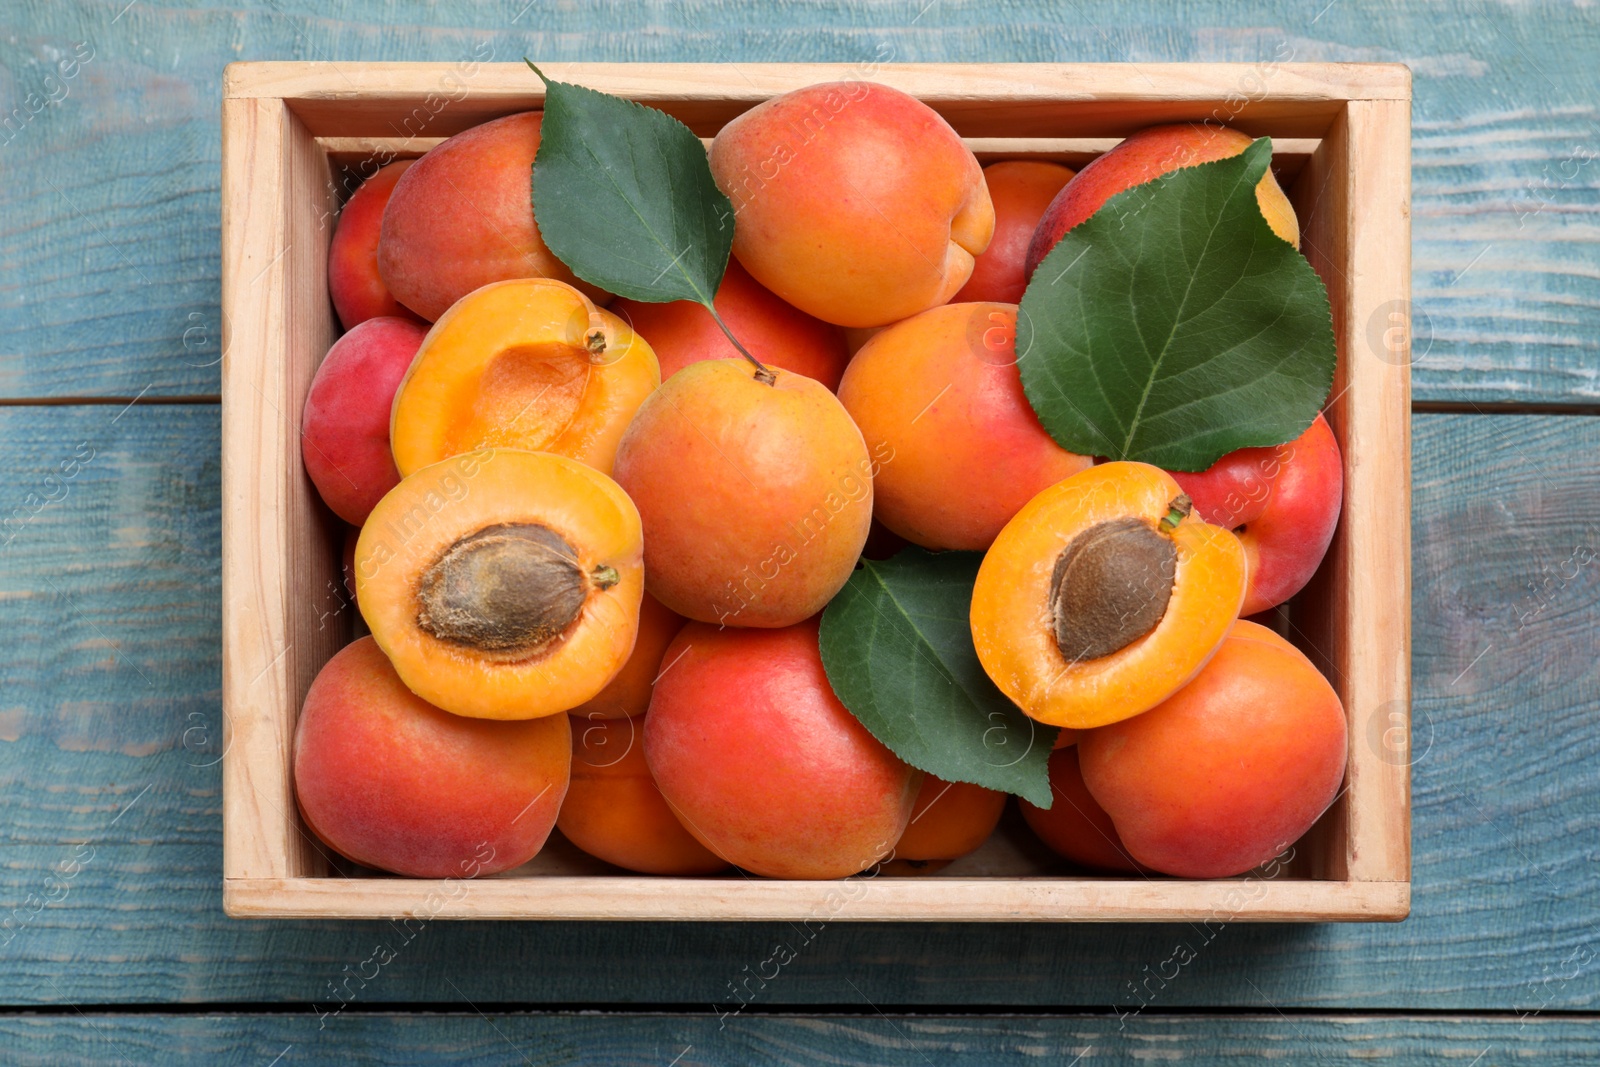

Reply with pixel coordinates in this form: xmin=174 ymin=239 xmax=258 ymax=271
xmin=705 ymin=302 xmax=776 ymax=385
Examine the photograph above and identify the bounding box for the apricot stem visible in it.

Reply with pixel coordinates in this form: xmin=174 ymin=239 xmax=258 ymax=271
xmin=704 ymin=302 xmax=777 ymax=385
xmin=1159 ymin=494 xmax=1193 ymax=533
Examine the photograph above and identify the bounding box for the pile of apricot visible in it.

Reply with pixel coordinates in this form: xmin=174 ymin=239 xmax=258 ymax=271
xmin=295 ymin=82 xmax=1348 ymax=883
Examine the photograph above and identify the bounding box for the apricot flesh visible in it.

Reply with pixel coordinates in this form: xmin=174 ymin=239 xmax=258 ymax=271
xmin=953 ymin=160 xmax=1075 ymax=304
xmin=558 ymin=714 xmax=728 ymax=875
xmin=971 ymin=462 xmax=1247 ymax=729
xmin=293 ymin=637 xmax=569 ymax=878
xmin=377 ymin=111 xmax=607 ymax=321
xmin=357 ymin=448 xmax=643 ymax=720
xmin=390 ymin=279 xmax=659 ymax=478
xmin=837 ymin=302 xmax=1091 ymax=550
xmin=644 ymin=619 xmax=920 ymax=879
xmin=1078 ymin=620 xmax=1347 ymax=878
xmin=613 ymin=359 xmax=874 ymax=627
xmin=709 ymin=81 xmax=994 ymax=328
xmin=328 ymin=159 xmax=419 ymax=329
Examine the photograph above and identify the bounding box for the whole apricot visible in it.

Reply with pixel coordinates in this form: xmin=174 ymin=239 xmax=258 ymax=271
xmin=558 ymin=714 xmax=728 ymax=875
xmin=294 ymin=637 xmax=569 ymax=878
xmin=612 ymin=258 xmax=849 ymax=390
xmin=891 ymin=776 xmax=1006 ymax=869
xmin=1019 ymin=745 xmax=1146 ymax=874
xmin=709 ymin=81 xmax=994 ymax=327
xmin=566 ymin=592 xmax=686 ymax=720
xmin=1171 ymin=413 xmax=1343 ymax=614
xmin=644 ymin=619 xmax=920 ymax=879
xmin=328 ymin=159 xmax=419 ymax=329
xmin=837 ymin=301 xmax=1091 ymax=550
xmin=301 ymin=316 xmax=427 ymax=525
xmin=953 ymin=160 xmax=1075 ymax=304
xmin=357 ymin=449 xmax=644 ymax=720
xmin=1026 ymin=123 xmax=1300 ymax=279
xmin=377 ymin=112 xmax=607 ymax=321
xmin=613 ymin=359 xmax=876 ymax=627
xmin=1078 ymin=620 xmax=1348 ymax=878
xmin=971 ymin=462 xmax=1247 ymax=729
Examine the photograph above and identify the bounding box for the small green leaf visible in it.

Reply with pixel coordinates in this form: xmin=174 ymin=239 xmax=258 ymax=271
xmin=1017 ymin=137 xmax=1337 ymax=472
xmin=528 ymin=62 xmax=733 ymax=306
xmin=819 ymin=549 xmax=1055 ymax=807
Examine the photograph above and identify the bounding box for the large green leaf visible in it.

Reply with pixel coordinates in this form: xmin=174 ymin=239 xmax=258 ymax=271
xmin=528 ymin=63 xmax=732 ymax=305
xmin=819 ymin=549 xmax=1055 ymax=807
xmin=1017 ymin=138 xmax=1336 ymax=472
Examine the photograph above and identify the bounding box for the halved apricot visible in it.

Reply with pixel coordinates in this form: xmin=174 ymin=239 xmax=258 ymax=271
xmin=971 ymin=461 xmax=1246 ymax=729
xmin=356 ymin=448 xmax=644 ymax=720
xmin=390 ymin=278 xmax=659 ymax=478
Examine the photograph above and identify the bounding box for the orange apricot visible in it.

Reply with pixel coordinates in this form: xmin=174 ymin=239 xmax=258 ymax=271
xmin=1078 ymin=620 xmax=1348 ymax=878
xmin=1018 ymin=745 xmax=1146 ymax=874
xmin=613 ymin=359 xmax=876 ymax=627
xmin=557 ymin=714 xmax=728 ymax=875
xmin=566 ymin=592 xmax=686 ymax=720
xmin=892 ymin=776 xmax=1006 ymax=867
xmin=612 ymin=258 xmax=849 ymax=391
xmin=971 ymin=462 xmax=1247 ymax=729
xmin=953 ymin=161 xmax=1075 ymax=304
xmin=356 ymin=448 xmax=644 ymax=720
xmin=389 ymin=279 xmax=659 ymax=479
xmin=837 ymin=302 xmax=1092 ymax=550
xmin=328 ymin=159 xmax=419 ymax=329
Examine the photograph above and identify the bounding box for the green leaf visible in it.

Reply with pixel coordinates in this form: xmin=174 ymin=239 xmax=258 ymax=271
xmin=819 ymin=549 xmax=1056 ymax=807
xmin=1017 ymin=137 xmax=1336 ymax=472
xmin=528 ymin=62 xmax=733 ymax=305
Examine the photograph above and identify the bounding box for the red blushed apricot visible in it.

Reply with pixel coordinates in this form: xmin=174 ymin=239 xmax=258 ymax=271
xmin=294 ymin=637 xmax=569 ymax=878
xmin=710 ymin=82 xmax=994 ymax=328
xmin=357 ymin=449 xmax=644 ymax=720
xmin=953 ymin=161 xmax=1075 ymax=304
xmin=1170 ymin=414 xmax=1343 ymax=615
xmin=971 ymin=462 xmax=1247 ymax=729
xmin=892 ymin=776 xmax=1006 ymax=865
xmin=613 ymin=359 xmax=876 ymax=628
xmin=644 ymin=620 xmax=920 ymax=879
xmin=838 ymin=302 xmax=1092 ymax=550
xmin=302 ymin=316 xmax=427 ymax=525
xmin=328 ymin=159 xmax=421 ymax=329
xmin=567 ymin=592 xmax=686 ymax=720
xmin=1026 ymin=123 xmax=1300 ymax=279
xmin=1079 ymin=620 xmax=1348 ymax=878
xmin=612 ymin=258 xmax=849 ymax=391
xmin=389 ymin=279 xmax=659 ymax=479
xmin=377 ymin=112 xmax=607 ymax=321
xmin=558 ymin=714 xmax=728 ymax=875
xmin=1019 ymin=746 xmax=1146 ymax=874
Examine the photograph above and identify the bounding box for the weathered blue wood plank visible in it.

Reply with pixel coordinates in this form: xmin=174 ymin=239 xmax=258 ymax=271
xmin=3 ymin=1013 xmax=1598 ymax=1066
xmin=0 ymin=1 xmax=1595 ymax=400
xmin=1 ymin=405 xmax=1597 ymax=1010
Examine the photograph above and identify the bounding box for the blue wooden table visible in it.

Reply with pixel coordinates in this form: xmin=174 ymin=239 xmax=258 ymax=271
xmin=2 ymin=2 xmax=1597 ymax=1063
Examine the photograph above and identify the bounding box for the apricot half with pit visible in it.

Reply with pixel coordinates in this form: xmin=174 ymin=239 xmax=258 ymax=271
xmin=971 ymin=461 xmax=1246 ymax=729
xmin=356 ymin=448 xmax=644 ymax=720
xmin=389 ymin=278 xmax=659 ymax=478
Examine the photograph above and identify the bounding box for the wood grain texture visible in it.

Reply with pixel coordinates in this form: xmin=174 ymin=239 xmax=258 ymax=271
xmin=3 ymin=1013 xmax=1599 ymax=1065
xmin=0 ymin=0 xmax=1593 ymax=400
xmin=0 ymin=406 xmax=1594 ymax=1009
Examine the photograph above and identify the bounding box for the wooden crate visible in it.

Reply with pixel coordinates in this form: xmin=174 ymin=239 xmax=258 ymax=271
xmin=220 ymin=62 xmax=1412 ymax=922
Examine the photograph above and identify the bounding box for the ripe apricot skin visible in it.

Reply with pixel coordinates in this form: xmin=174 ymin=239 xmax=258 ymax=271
xmin=1019 ymin=745 xmax=1147 ymax=874
xmin=301 ymin=316 xmax=427 ymax=525
xmin=953 ymin=161 xmax=1075 ymax=304
xmin=1078 ymin=620 xmax=1348 ymax=878
xmin=293 ymin=637 xmax=570 ymax=878
xmin=558 ymin=714 xmax=728 ymax=875
xmin=356 ymin=448 xmax=644 ymax=720
xmin=377 ymin=112 xmax=607 ymax=321
xmin=328 ymin=159 xmax=419 ymax=329
xmin=612 ymin=258 xmax=850 ymax=391
xmin=971 ymin=462 xmax=1247 ymax=729
xmin=892 ymin=776 xmax=1006 ymax=865
xmin=567 ymin=592 xmax=686 ymax=720
xmin=613 ymin=359 xmax=875 ymax=628
xmin=1171 ymin=414 xmax=1343 ymax=615
xmin=644 ymin=619 xmax=921 ymax=879
xmin=709 ymin=81 xmax=994 ymax=328
xmin=1025 ymin=123 xmax=1300 ymax=279
xmin=390 ymin=279 xmax=659 ymax=479
xmin=837 ymin=302 xmax=1092 ymax=550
